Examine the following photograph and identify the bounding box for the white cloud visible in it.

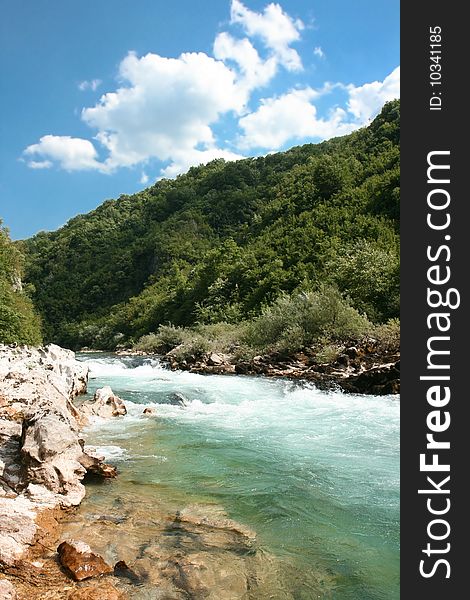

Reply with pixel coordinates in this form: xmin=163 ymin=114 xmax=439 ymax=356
xmin=213 ymin=32 xmax=277 ymax=92
xmin=140 ymin=172 xmax=149 ymax=185
xmin=347 ymin=66 xmax=400 ymax=122
xmin=230 ymin=0 xmax=304 ymax=71
xmin=27 ymin=159 xmax=53 ymax=169
xmin=23 ymin=135 xmax=103 ymax=172
xmin=238 ymin=87 xmax=355 ymax=149
xmin=78 ymin=79 xmax=102 ymax=92
xmin=314 ymin=46 xmax=324 ymax=58
xmin=79 ymin=50 xmax=247 ymax=174
xmin=238 ymin=66 xmax=400 ymax=151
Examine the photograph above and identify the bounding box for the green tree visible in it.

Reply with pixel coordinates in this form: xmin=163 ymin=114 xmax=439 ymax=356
xmin=0 ymin=222 xmax=42 ymax=345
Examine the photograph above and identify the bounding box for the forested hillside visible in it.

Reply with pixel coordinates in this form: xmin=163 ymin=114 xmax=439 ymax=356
xmin=0 ymin=223 xmax=42 ymax=345
xmin=23 ymin=100 xmax=399 ymax=351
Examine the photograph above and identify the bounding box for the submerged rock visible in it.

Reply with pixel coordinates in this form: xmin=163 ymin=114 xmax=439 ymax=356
xmin=113 ymin=560 xmax=143 ymax=584
xmin=80 ymin=387 xmax=127 ymax=420
xmin=58 ymin=540 xmax=113 ymax=581
xmin=67 ymin=581 xmax=126 ymax=599
xmin=167 ymin=392 xmax=188 ymax=407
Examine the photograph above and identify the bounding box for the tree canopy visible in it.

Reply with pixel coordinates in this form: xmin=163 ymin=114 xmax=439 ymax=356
xmin=22 ymin=100 xmax=400 ymax=350
xmin=0 ymin=222 xmax=42 ymax=345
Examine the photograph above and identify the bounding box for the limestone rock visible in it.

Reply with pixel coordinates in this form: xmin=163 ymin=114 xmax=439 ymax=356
xmin=58 ymin=540 xmax=113 ymax=581
xmin=21 ymin=409 xmax=86 ymax=504
xmin=207 ymin=353 xmax=224 ymax=366
xmin=80 ymin=387 xmax=127 ymax=419
xmin=0 ymin=496 xmax=38 ymax=566
xmin=0 ymin=579 xmax=17 ymax=600
xmin=0 ymin=344 xmax=91 ymax=564
xmin=79 ymin=448 xmax=117 ymax=479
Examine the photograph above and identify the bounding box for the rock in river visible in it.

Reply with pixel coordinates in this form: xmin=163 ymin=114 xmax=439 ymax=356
xmin=80 ymin=387 xmax=127 ymax=420
xmin=58 ymin=539 xmax=113 ymax=581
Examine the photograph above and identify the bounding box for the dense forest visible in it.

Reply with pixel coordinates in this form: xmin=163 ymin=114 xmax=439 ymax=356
xmin=15 ymin=100 xmax=399 ymax=352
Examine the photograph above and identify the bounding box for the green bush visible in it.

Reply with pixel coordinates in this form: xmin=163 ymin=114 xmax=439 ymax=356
xmin=194 ymin=322 xmax=245 ymax=353
xmin=136 ymin=324 xmax=187 ymax=353
xmin=244 ymin=286 xmax=370 ymax=353
xmin=315 ymin=343 xmax=340 ymax=364
xmin=171 ymin=335 xmax=210 ymax=362
xmin=372 ymin=318 xmax=400 ymax=353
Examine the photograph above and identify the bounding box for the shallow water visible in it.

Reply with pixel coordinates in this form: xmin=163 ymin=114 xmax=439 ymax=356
xmin=69 ymin=354 xmax=399 ymax=599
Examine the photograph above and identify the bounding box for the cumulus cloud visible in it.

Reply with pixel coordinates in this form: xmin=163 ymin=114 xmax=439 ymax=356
xmin=140 ymin=172 xmax=149 ymax=185
xmin=80 ymin=51 xmax=246 ymax=173
xmin=230 ymin=0 xmax=304 ymax=71
xmin=23 ymin=135 xmax=103 ymax=171
xmin=238 ymin=67 xmax=400 ymax=150
xmin=213 ymin=32 xmax=277 ymax=92
xmin=238 ymin=88 xmax=355 ymax=149
xmin=78 ymin=79 xmax=102 ymax=92
xmin=314 ymin=46 xmax=324 ymax=58
xmin=347 ymin=66 xmax=400 ymax=122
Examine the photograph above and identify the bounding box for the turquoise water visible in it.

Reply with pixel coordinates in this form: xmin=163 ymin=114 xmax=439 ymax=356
xmin=76 ymin=354 xmax=399 ymax=599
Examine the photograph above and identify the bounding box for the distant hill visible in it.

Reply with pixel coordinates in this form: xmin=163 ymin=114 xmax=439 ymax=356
xmin=22 ymin=100 xmax=399 ymax=350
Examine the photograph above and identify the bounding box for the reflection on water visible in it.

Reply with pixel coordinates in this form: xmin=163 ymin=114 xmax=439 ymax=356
xmin=64 ymin=354 xmax=399 ymax=599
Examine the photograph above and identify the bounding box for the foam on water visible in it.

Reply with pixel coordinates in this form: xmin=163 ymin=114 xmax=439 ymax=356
xmin=78 ymin=353 xmax=400 ymax=599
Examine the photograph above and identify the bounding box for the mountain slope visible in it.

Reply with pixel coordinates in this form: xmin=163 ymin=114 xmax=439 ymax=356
xmin=23 ymin=100 xmax=400 ymax=350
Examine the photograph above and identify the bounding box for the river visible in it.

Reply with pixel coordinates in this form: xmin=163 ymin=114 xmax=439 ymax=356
xmin=65 ymin=354 xmax=399 ymax=599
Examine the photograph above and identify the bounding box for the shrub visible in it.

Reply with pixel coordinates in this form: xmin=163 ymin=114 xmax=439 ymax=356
xmin=171 ymin=335 xmax=210 ymax=362
xmin=372 ymin=318 xmax=400 ymax=353
xmin=244 ymin=286 xmax=370 ymax=353
xmin=136 ymin=324 xmax=187 ymax=353
xmin=195 ymin=322 xmax=245 ymax=353
xmin=315 ymin=343 xmax=340 ymax=364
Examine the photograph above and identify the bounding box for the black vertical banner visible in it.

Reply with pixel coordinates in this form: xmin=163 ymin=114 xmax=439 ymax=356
xmin=401 ymin=2 xmax=467 ymax=597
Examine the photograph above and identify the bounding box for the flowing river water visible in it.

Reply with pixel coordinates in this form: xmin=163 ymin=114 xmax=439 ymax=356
xmin=63 ymin=354 xmax=399 ymax=599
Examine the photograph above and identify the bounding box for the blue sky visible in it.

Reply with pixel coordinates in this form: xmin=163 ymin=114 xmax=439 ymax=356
xmin=0 ymin=0 xmax=399 ymax=239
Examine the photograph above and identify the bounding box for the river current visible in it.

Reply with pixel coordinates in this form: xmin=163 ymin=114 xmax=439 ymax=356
xmin=68 ymin=354 xmax=399 ymax=599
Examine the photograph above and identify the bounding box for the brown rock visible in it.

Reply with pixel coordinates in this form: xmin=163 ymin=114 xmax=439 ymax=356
xmin=142 ymin=407 xmax=155 ymax=415
xmin=58 ymin=540 xmax=113 ymax=581
xmin=207 ymin=353 xmax=224 ymax=366
xmin=79 ymin=449 xmax=117 ymax=479
xmin=67 ymin=581 xmax=126 ymax=599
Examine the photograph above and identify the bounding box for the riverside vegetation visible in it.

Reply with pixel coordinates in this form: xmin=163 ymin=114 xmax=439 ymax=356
xmin=2 ymin=100 xmax=399 ymax=389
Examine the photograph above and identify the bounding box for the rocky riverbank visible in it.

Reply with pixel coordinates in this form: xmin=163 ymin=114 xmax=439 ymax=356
xmin=159 ymin=337 xmax=400 ymax=395
xmin=0 ymin=344 xmax=293 ymax=599
xmin=0 ymin=344 xmax=123 ymax=598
